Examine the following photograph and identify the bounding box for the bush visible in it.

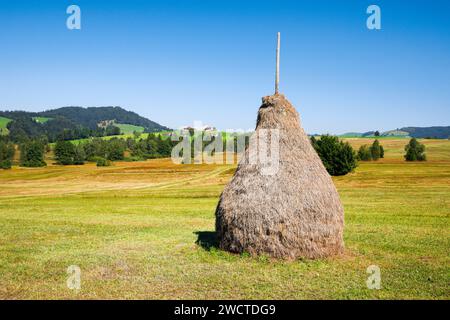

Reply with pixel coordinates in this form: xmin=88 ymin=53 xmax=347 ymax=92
xmin=96 ymin=157 xmax=111 ymax=167
xmin=310 ymin=135 xmax=357 ymax=176
xmin=357 ymin=145 xmax=372 ymax=161
xmin=0 ymin=159 xmax=12 ymax=169
xmin=405 ymin=138 xmax=426 ymax=161
xmin=125 ymin=155 xmax=144 ymax=162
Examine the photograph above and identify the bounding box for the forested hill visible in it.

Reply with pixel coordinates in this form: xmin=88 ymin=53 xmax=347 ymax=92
xmin=340 ymin=126 xmax=450 ymax=139
xmin=400 ymin=126 xmax=450 ymax=139
xmin=0 ymin=106 xmax=170 ymax=142
xmin=38 ymin=107 xmax=169 ymax=131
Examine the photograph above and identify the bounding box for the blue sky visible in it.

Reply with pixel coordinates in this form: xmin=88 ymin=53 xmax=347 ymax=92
xmin=1 ymin=0 xmax=449 ymax=134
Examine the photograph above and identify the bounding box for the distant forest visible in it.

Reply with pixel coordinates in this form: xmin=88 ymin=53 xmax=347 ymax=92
xmin=340 ymin=127 xmax=450 ymax=139
xmin=0 ymin=106 xmax=170 ymax=142
xmin=400 ymin=127 xmax=450 ymax=139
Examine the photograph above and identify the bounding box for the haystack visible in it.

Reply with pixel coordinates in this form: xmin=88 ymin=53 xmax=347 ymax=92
xmin=215 ymin=94 xmax=344 ymax=259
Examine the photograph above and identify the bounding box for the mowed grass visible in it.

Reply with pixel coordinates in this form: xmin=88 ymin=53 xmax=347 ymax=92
xmin=0 ymin=139 xmax=449 ymax=299
xmin=115 ymin=123 xmax=145 ymax=135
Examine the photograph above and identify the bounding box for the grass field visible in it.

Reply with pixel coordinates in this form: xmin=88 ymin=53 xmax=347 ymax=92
xmin=32 ymin=116 xmax=52 ymax=124
xmin=0 ymin=116 xmax=12 ymax=135
xmin=115 ymin=123 xmax=145 ymax=135
xmin=0 ymin=138 xmax=449 ymax=299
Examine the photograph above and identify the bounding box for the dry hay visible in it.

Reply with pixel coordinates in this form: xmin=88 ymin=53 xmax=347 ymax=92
xmin=215 ymin=94 xmax=344 ymax=259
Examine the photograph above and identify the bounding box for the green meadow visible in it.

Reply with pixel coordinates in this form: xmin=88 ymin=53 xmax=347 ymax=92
xmin=115 ymin=123 xmax=145 ymax=135
xmin=0 ymin=116 xmax=12 ymax=135
xmin=32 ymin=116 xmax=52 ymax=124
xmin=0 ymin=138 xmax=449 ymax=299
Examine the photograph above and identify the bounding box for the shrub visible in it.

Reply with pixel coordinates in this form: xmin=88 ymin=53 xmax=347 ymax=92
xmin=357 ymin=145 xmax=372 ymax=161
xmin=0 ymin=159 xmax=12 ymax=169
xmin=405 ymin=138 xmax=426 ymax=161
xmin=96 ymin=157 xmax=111 ymax=167
xmin=310 ymin=135 xmax=357 ymax=176
xmin=125 ymin=155 xmax=143 ymax=162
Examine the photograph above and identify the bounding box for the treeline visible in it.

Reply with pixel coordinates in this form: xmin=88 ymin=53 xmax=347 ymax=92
xmin=0 ymin=136 xmax=47 ymax=169
xmin=54 ymin=134 xmax=175 ymax=166
xmin=0 ymin=133 xmax=176 ymax=169
xmin=1 ymin=134 xmax=428 ymax=170
xmin=6 ymin=115 xmax=122 ymax=143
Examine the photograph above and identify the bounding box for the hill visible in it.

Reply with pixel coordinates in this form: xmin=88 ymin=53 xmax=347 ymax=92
xmin=401 ymin=126 xmax=450 ymax=139
xmin=38 ymin=106 xmax=168 ymax=132
xmin=381 ymin=129 xmax=410 ymax=137
xmin=0 ymin=106 xmax=170 ymax=142
xmin=340 ymin=127 xmax=450 ymax=139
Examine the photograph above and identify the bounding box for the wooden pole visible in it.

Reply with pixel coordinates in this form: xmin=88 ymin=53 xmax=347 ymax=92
xmin=275 ymin=32 xmax=280 ymax=94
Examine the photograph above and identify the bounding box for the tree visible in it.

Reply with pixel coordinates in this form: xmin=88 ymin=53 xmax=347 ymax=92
xmin=374 ymin=130 xmax=380 ymax=137
xmin=133 ymin=131 xmax=141 ymax=139
xmin=73 ymin=144 xmax=86 ymax=165
xmin=157 ymin=135 xmax=173 ymax=157
xmin=83 ymin=138 xmax=106 ymax=160
xmin=357 ymin=145 xmax=372 ymax=161
xmin=310 ymin=136 xmax=318 ymax=149
xmin=105 ymin=125 xmax=121 ymax=136
xmin=105 ymin=138 xmax=125 ymax=160
xmin=146 ymin=134 xmax=159 ymax=157
xmin=405 ymin=138 xmax=426 ymax=161
xmin=380 ymin=145 xmax=384 ymax=158
xmin=20 ymin=140 xmax=46 ymax=167
xmin=370 ymin=139 xmax=381 ymax=161
xmin=310 ymin=135 xmax=357 ymax=176
xmin=54 ymin=140 xmax=76 ymax=165
xmin=0 ymin=140 xmax=15 ymax=169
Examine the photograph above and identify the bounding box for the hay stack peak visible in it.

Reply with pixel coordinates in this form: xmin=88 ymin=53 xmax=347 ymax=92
xmin=215 ymin=93 xmax=344 ymax=259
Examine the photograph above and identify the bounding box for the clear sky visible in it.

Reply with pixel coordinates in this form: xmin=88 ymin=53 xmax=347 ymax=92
xmin=1 ymin=0 xmax=449 ymax=134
